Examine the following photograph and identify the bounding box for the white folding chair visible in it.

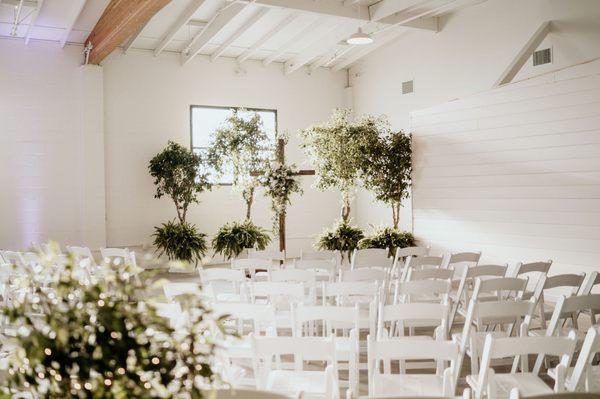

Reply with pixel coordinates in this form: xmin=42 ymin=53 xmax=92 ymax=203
xmin=249 ymin=249 xmax=285 ymax=263
xmin=322 ymin=281 xmax=380 ymax=340
xmin=350 ymin=248 xmax=392 ymax=270
xmin=367 ymin=335 xmax=461 ymax=397
xmin=252 ymin=335 xmax=339 ymax=399
xmin=163 ymin=282 xmax=201 ymax=302
xmin=232 ymin=258 xmax=279 ymax=281
xmin=561 ymin=325 xmax=600 ymax=393
xmin=511 ymin=260 xmax=552 ymax=300
xmin=67 ymin=246 xmax=97 ymax=266
xmin=408 ymin=267 xmax=455 ymax=281
xmin=530 ymin=273 xmax=586 ymax=329
xmin=295 ymin=252 xmax=338 ymax=283
xmin=393 ymin=278 xmax=452 ymax=305
xmin=292 ymin=304 xmax=360 ymax=393
xmin=453 ymin=277 xmax=533 ymax=375
xmin=400 ymin=255 xmax=445 ymax=282
xmin=0 ymin=251 xmax=26 ymax=267
xmin=579 ymin=271 xmax=600 ymax=295
xmin=451 ymin=264 xmax=509 ymax=327
xmin=247 ymin=281 xmax=308 ymax=330
xmin=443 ymin=251 xmax=481 ymax=272
xmin=468 ymin=330 xmax=577 ymax=399
xmin=100 ymin=247 xmax=137 ymax=267
xmin=199 ymin=267 xmax=246 ymax=302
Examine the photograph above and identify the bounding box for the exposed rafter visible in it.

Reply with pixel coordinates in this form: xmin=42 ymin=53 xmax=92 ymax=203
xmin=237 ymin=11 xmax=299 ymax=63
xmin=494 ymin=21 xmax=552 ymax=87
xmin=368 ymin=0 xmax=428 ymax=21
xmin=60 ymin=0 xmax=87 ymax=48
xmin=211 ymin=7 xmax=269 ymax=62
xmin=154 ymin=0 xmax=206 ymax=57
xmin=284 ymin=21 xmax=355 ymax=74
xmin=84 ymin=0 xmax=171 ymax=65
xmin=227 ymin=0 xmax=438 ymax=31
xmin=24 ymin=0 xmax=44 ymax=44
xmin=309 ymin=44 xmax=353 ymax=71
xmin=263 ymin=17 xmax=324 ymax=66
xmin=181 ymin=2 xmax=247 ymax=65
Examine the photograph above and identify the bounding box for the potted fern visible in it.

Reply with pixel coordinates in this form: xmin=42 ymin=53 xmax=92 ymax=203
xmin=357 ymin=116 xmax=415 ymax=256
xmin=148 ymin=141 xmax=211 ymax=265
xmin=206 ymin=109 xmax=272 ymax=259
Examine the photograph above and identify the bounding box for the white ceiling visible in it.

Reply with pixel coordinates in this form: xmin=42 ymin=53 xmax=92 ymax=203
xmin=0 ymin=0 xmax=485 ymax=72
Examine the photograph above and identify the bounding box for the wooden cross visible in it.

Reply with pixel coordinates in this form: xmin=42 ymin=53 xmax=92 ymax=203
xmin=252 ymin=138 xmax=314 ymax=252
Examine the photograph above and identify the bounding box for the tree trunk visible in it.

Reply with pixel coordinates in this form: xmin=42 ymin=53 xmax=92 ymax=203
xmin=341 ymin=203 xmax=351 ymax=223
xmin=392 ymin=202 xmax=400 ymax=229
xmin=245 ymin=187 xmax=254 ymax=220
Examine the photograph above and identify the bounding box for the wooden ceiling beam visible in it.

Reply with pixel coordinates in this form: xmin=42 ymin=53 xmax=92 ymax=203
xmin=84 ymin=0 xmax=171 ymax=65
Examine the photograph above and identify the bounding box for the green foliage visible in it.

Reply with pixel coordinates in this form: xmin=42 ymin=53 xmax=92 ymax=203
xmin=212 ymin=220 xmax=271 ymax=260
xmin=153 ymin=220 xmax=208 ymax=264
xmin=359 ymin=226 xmax=416 ymax=257
xmin=299 ymin=109 xmax=382 ymax=222
xmin=1 ymin=242 xmax=228 ymax=399
xmin=148 ymin=141 xmax=211 ymax=223
xmin=260 ymin=161 xmax=303 ymax=228
xmin=206 ymin=109 xmax=272 ymax=220
xmin=315 ymin=219 xmax=364 ymax=260
xmin=358 ymin=119 xmax=412 ymax=228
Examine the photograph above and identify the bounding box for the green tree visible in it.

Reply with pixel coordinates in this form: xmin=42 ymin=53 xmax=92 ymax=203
xmin=206 ymin=109 xmax=271 ymax=220
xmin=148 ymin=141 xmax=211 ymax=263
xmin=359 ymin=118 xmax=412 ymax=229
xmin=299 ymin=109 xmax=368 ymax=222
xmin=148 ymin=141 xmax=211 ymax=224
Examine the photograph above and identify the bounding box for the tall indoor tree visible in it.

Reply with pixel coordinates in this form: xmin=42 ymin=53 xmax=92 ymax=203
xmin=299 ymin=108 xmax=367 ymax=223
xmin=206 ymin=109 xmax=271 ymax=221
xmin=148 ymin=141 xmax=211 ymax=263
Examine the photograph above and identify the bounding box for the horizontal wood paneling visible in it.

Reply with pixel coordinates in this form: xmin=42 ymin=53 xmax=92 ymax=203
xmin=411 ymin=59 xmax=600 ymax=272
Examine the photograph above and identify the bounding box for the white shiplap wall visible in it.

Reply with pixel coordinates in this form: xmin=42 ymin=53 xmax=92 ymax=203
xmin=410 ymin=59 xmax=600 ymax=276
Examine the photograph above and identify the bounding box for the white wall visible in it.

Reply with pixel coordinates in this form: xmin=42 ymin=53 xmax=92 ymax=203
xmin=410 ymin=59 xmax=600 ymax=276
xmin=102 ymin=51 xmax=348 ymax=258
xmin=0 ymin=39 xmax=105 ymax=250
xmin=350 ymin=0 xmax=600 ymax=234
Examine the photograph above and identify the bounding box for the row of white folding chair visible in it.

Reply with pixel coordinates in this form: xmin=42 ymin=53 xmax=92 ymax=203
xmin=467 ymin=327 xmax=579 ymax=399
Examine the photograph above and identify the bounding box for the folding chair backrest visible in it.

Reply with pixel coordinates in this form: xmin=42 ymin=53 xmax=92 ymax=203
xmin=548 ymin=294 xmax=600 ymax=331
xmin=350 ymin=248 xmax=391 ymax=270
xmin=100 ymin=247 xmax=136 ymax=266
xmin=378 ymin=301 xmax=450 ymax=339
xmin=445 ymin=252 xmax=481 ymax=276
xmin=232 ymin=258 xmax=278 ymax=280
xmin=400 ymin=255 xmax=445 ymax=281
xmin=248 ymin=249 xmax=285 ymax=262
xmin=292 ymin=304 xmax=360 ymax=337
xmin=293 ymin=258 xmax=337 ymax=280
xmin=200 ymin=267 xmax=246 ymax=283
xmin=467 ymin=299 xmax=536 ymax=330
xmin=341 ymin=268 xmax=387 ymax=283
xmin=467 ymin=264 xmax=508 ymax=279
xmin=408 ymin=267 xmax=454 ymax=281
xmin=391 ymin=246 xmax=430 ymax=282
xmin=248 ymin=281 xmax=306 ymax=305
xmin=270 ymin=269 xmax=315 ymax=283
xmin=252 ymin=335 xmax=336 ymax=370
xmin=512 ymin=261 xmax=552 ymax=293
xmin=323 ymin=281 xmax=380 ymax=305
xmin=393 ymin=279 xmax=452 ymax=304
xmin=67 ymin=246 xmax=96 ymax=266
xmin=480 ymin=330 xmax=577 ymax=375
xmin=579 ymin=271 xmax=600 ymax=295
xmin=565 ymin=326 xmax=600 ymax=392
xmin=472 ymin=277 xmax=528 ymax=300
xmin=163 ymin=282 xmax=201 ymax=301
xmin=0 ymin=251 xmax=26 ymax=267
xmin=213 ymin=302 xmax=276 ymax=335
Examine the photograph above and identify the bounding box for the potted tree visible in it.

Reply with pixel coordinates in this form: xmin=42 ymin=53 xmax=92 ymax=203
xmin=299 ymin=109 xmax=367 ymax=259
xmin=357 ymin=116 xmax=415 ymax=256
xmin=207 ymin=109 xmax=271 ymax=259
xmin=148 ymin=141 xmax=211 ymax=265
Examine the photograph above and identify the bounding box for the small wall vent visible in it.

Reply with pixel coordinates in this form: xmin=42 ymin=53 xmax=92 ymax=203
xmin=533 ymin=48 xmax=552 ymax=66
xmin=402 ymin=80 xmax=414 ymax=94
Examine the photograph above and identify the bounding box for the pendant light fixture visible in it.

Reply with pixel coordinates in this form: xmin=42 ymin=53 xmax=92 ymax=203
xmin=346 ymin=27 xmax=373 ymax=45
xmin=346 ymin=2 xmax=373 ymax=45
